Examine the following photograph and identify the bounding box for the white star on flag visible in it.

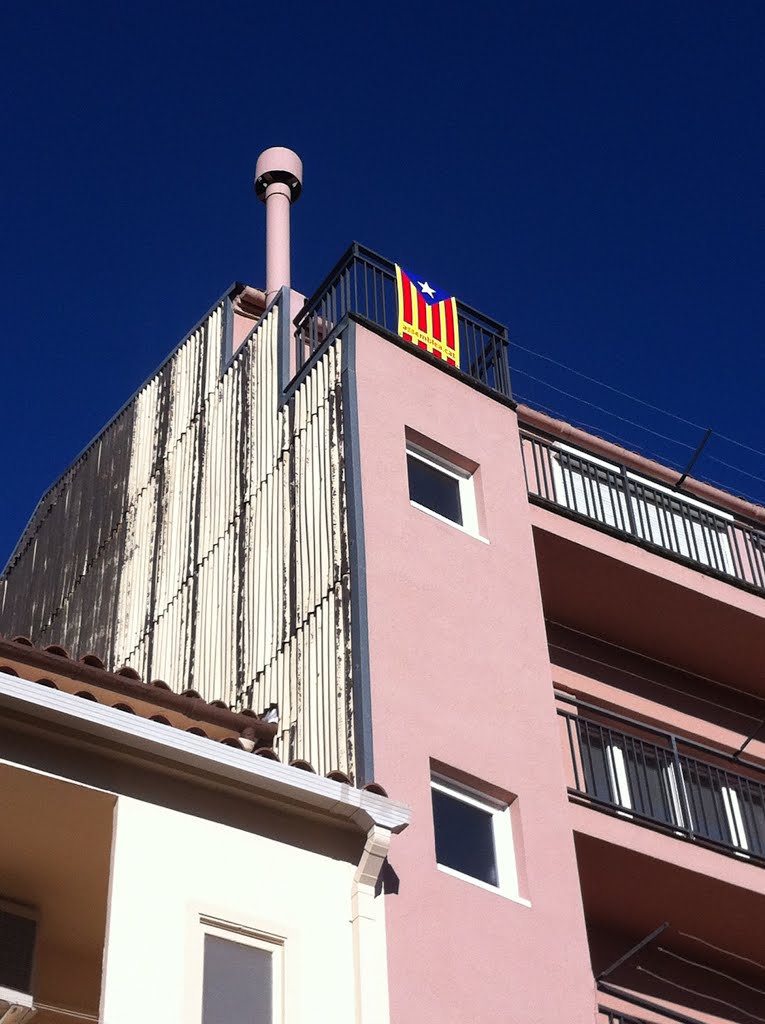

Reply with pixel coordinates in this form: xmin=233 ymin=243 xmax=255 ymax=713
xmin=417 ymin=281 xmax=436 ymax=298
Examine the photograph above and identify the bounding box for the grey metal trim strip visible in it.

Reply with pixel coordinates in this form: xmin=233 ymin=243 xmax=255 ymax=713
xmin=220 ymin=294 xmax=235 ymax=372
xmin=342 ymin=322 xmax=375 ymax=785
xmin=277 ymin=285 xmax=292 ymax=395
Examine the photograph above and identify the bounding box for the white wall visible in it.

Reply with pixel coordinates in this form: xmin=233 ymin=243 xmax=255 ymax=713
xmin=100 ymin=796 xmax=363 ymax=1024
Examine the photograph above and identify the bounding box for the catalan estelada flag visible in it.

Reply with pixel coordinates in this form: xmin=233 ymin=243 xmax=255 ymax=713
xmin=395 ymin=265 xmax=460 ymax=368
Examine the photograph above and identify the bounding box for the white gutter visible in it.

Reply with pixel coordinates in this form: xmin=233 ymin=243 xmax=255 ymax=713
xmin=0 ymin=673 xmax=411 ymax=835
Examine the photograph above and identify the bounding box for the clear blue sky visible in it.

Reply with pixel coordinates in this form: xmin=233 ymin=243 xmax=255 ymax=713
xmin=2 ymin=2 xmax=764 ymax=565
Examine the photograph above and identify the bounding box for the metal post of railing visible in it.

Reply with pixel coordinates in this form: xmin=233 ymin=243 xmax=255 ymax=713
xmin=669 ymin=735 xmax=694 ymax=840
xmin=564 ymin=713 xmax=582 ymax=792
xmin=620 ymin=463 xmax=639 ymax=538
xmin=499 ymin=327 xmax=512 ymax=398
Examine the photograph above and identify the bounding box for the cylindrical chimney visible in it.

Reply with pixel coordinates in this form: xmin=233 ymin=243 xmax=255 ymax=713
xmin=254 ymin=147 xmax=303 ymax=303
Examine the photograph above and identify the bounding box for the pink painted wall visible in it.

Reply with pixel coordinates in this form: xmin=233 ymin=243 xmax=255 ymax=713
xmin=352 ymin=326 xmax=597 ymax=1023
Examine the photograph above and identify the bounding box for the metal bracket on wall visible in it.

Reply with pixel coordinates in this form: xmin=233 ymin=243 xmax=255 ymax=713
xmin=675 ymin=428 xmax=712 ymax=490
xmin=597 ymin=921 xmax=670 ymax=981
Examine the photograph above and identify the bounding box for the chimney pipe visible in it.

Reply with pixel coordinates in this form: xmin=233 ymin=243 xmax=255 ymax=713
xmin=254 ymin=147 xmax=303 ymax=304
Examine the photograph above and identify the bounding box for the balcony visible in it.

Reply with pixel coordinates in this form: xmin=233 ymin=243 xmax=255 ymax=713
xmin=522 ymin=430 xmax=765 ymax=596
xmin=292 ymin=242 xmax=512 ymax=398
xmin=558 ymin=695 xmax=765 ymax=863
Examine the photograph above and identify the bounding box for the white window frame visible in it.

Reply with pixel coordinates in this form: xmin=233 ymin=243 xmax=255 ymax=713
xmin=406 ymin=443 xmax=483 ymax=540
xmin=430 ymin=776 xmax=528 ymax=905
xmin=198 ymin=915 xmax=284 ymax=1024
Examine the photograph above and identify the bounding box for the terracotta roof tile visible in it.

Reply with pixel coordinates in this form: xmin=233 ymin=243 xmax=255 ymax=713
xmin=362 ymin=782 xmax=388 ymax=798
xmin=0 ymin=635 xmax=275 ymax=746
xmin=0 ymin=635 xmax=388 ymax=792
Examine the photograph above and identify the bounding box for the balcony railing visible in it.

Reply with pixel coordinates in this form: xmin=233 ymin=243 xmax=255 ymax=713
xmin=521 ymin=430 xmax=765 ymax=594
xmin=293 ymin=243 xmax=512 ymax=398
xmin=599 ymin=1005 xmax=704 ymax=1024
xmin=600 ymin=1011 xmax=655 ymax=1024
xmin=559 ymin=696 xmax=765 ymax=862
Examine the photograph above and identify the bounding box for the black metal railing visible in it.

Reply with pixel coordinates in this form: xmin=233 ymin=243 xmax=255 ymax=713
xmin=559 ymin=696 xmax=765 ymax=862
xmin=599 ymin=1006 xmax=704 ymax=1024
xmin=600 ymin=1011 xmax=658 ymax=1024
xmin=522 ymin=430 xmax=765 ymax=594
xmin=293 ymin=243 xmax=512 ymax=397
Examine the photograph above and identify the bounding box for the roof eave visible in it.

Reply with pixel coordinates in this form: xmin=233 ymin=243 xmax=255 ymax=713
xmin=0 ymin=672 xmax=411 ymax=835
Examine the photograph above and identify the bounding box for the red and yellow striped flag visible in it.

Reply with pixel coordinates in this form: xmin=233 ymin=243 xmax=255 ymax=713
xmin=395 ymin=265 xmax=460 ymax=368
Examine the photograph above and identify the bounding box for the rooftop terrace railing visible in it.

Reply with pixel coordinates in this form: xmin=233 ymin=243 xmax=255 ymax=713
xmin=293 ymin=242 xmax=512 ymax=398
xmin=521 ymin=430 xmax=765 ymax=595
xmin=559 ymin=695 xmax=765 ymax=863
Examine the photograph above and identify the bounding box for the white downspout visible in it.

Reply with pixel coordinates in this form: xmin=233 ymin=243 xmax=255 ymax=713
xmin=352 ymin=825 xmax=394 ymax=1024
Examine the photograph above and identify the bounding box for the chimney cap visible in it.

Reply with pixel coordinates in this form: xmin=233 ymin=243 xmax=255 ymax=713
xmin=254 ymin=147 xmax=303 ymax=203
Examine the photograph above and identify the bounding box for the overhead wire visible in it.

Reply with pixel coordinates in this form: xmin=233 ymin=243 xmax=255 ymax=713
xmin=517 ymin=387 xmax=765 ymax=499
xmin=549 ymin=639 xmax=765 ymax=730
xmin=546 ymin=619 xmax=765 ymax=724
xmin=512 ymin=368 xmax=696 ymax=449
xmin=514 ymin=392 xmax=684 ymax=469
xmin=708 ymin=454 xmax=765 ymax=486
xmin=511 ymin=340 xmax=706 ymax=431
xmin=517 ymin=381 xmax=765 ymax=507
xmin=677 ymin=932 xmax=765 ymax=974
xmin=511 ymin=340 xmax=765 ymax=490
xmin=512 ymin=339 xmax=765 ymax=462
xmin=716 ymin=432 xmax=765 ymax=461
xmin=635 ymin=966 xmax=765 ymax=1023
xmin=686 ymin=472 xmax=765 ymax=508
xmin=657 ymin=947 xmax=765 ymax=1000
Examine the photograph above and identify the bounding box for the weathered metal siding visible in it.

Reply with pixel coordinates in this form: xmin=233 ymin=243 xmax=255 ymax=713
xmin=0 ymin=392 xmax=137 ymax=654
xmin=0 ymin=296 xmax=354 ymax=775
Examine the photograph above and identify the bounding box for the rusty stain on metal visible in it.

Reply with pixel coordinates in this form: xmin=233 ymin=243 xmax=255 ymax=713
xmin=0 ymin=296 xmax=355 ymax=777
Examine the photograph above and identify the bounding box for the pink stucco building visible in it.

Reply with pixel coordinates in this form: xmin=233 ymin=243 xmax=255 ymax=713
xmin=2 ymin=150 xmax=763 ymax=1022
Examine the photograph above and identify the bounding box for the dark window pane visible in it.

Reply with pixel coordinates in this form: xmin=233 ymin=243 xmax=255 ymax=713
xmin=578 ymin=722 xmax=614 ymax=803
xmin=622 ymin=737 xmax=679 ymax=827
xmin=432 ymin=787 xmax=497 ymax=886
xmin=0 ymin=910 xmax=36 ymax=992
xmin=408 ymin=455 xmax=462 ymax=525
xmin=681 ymin=760 xmax=732 ymax=845
xmin=202 ymin=935 xmax=272 ymax=1024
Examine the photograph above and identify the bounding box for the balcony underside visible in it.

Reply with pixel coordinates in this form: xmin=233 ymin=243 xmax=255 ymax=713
xmin=576 ymin=829 xmax=765 ymax=1024
xmin=532 ymin=512 xmax=765 ymax=699
xmin=0 ymin=762 xmax=114 ymax=1022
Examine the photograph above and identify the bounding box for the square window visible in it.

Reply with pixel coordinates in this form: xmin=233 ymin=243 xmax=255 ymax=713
xmin=407 ymin=453 xmax=463 ymax=525
xmin=200 ymin=920 xmax=282 ymax=1024
xmin=406 ymin=443 xmax=480 ymax=536
xmin=431 ymin=776 xmax=522 ymax=901
xmin=432 ymin=785 xmax=497 ymax=885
